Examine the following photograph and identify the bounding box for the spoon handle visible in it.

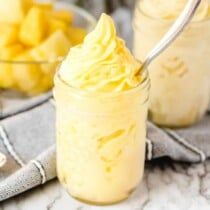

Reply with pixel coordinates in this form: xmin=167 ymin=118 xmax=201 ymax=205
xmin=141 ymin=0 xmax=201 ymax=70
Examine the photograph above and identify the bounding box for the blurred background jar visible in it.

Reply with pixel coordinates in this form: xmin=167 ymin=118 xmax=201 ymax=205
xmin=133 ymin=0 xmax=210 ymax=127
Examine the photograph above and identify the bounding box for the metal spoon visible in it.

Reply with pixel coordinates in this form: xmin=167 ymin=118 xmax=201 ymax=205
xmin=136 ymin=0 xmax=202 ymax=74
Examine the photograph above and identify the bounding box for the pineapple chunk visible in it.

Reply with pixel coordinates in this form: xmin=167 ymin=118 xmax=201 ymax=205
xmin=0 ymin=24 xmax=19 ymax=47
xmin=0 ymin=0 xmax=32 ymax=23
xmin=12 ymin=53 xmax=43 ymax=94
xmin=34 ymin=2 xmax=53 ymax=11
xmin=28 ymin=72 xmax=54 ymax=95
xmin=0 ymin=44 xmax=24 ymax=59
xmin=12 ymin=51 xmax=56 ymax=95
xmin=0 ymin=43 xmax=24 ymax=89
xmin=29 ymin=48 xmax=59 ymax=75
xmin=0 ymin=64 xmax=15 ymax=88
xmin=36 ymin=30 xmax=71 ymax=60
xmin=19 ymin=7 xmax=46 ymax=47
xmin=50 ymin=9 xmax=73 ymax=23
xmin=40 ymin=62 xmax=58 ymax=76
xmin=48 ymin=18 xmax=69 ymax=35
xmin=30 ymin=30 xmax=71 ymax=74
xmin=68 ymin=26 xmax=86 ymax=45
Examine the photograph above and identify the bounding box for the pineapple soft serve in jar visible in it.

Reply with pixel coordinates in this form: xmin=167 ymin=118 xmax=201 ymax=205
xmin=133 ymin=0 xmax=210 ymax=127
xmin=54 ymin=14 xmax=150 ymax=205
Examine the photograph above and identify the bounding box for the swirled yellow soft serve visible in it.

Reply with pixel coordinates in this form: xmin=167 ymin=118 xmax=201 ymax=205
xmin=139 ymin=0 xmax=210 ymax=21
xmin=59 ymin=13 xmax=141 ymax=92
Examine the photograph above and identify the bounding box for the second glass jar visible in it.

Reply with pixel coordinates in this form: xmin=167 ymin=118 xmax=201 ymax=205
xmin=133 ymin=2 xmax=210 ymax=127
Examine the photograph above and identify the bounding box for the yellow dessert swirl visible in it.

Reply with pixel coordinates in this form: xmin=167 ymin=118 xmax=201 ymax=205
xmin=140 ymin=0 xmax=210 ymax=21
xmin=59 ymin=13 xmax=141 ymax=92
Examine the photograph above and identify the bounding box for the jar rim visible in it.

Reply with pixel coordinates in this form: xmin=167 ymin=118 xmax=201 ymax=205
xmin=135 ymin=0 xmax=210 ymax=25
xmin=54 ymin=61 xmax=150 ymax=99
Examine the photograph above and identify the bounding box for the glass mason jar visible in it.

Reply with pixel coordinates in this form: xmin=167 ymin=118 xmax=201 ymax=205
xmin=54 ymin=68 xmax=150 ymax=205
xmin=133 ymin=1 xmax=210 ymax=127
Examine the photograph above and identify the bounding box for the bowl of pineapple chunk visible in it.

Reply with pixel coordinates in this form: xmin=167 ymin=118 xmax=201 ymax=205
xmin=0 ymin=0 xmax=96 ymax=96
